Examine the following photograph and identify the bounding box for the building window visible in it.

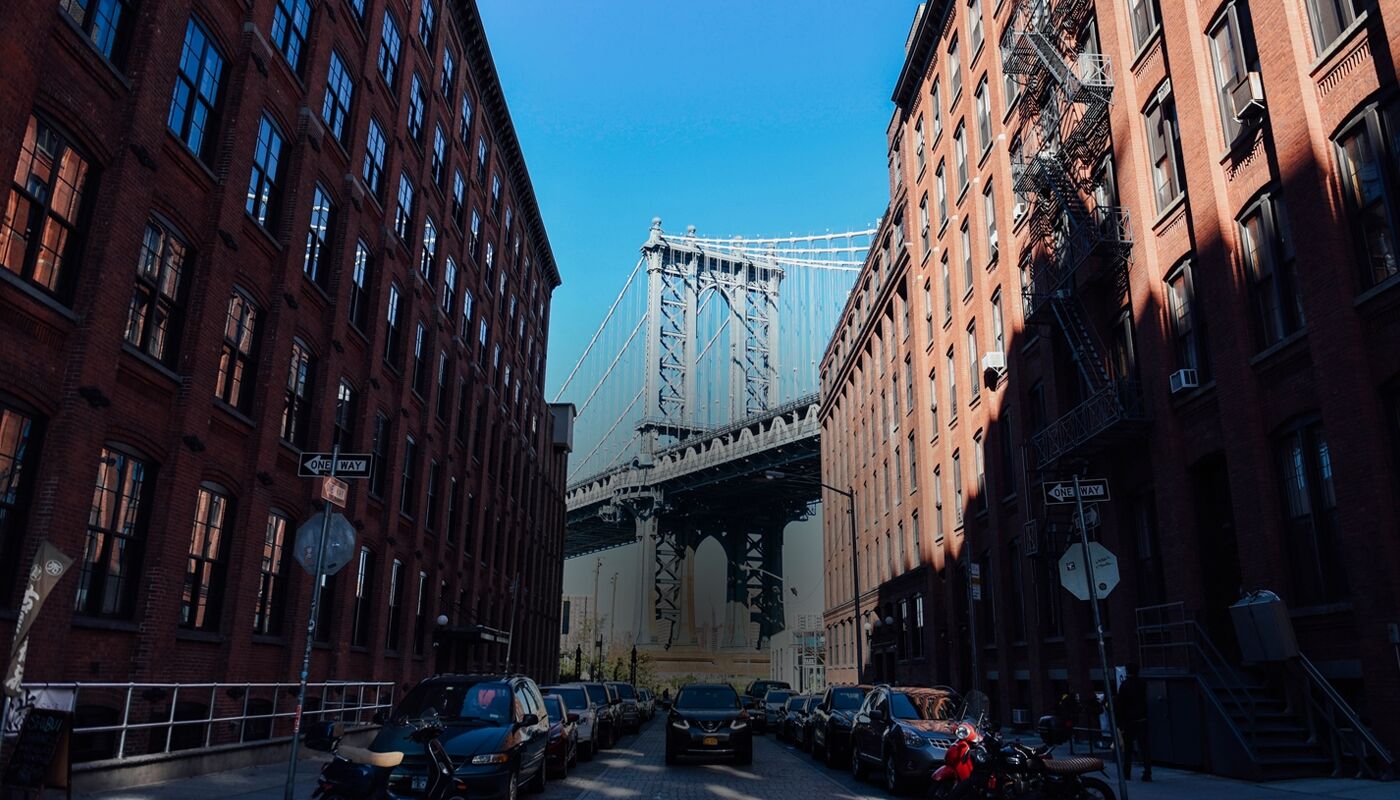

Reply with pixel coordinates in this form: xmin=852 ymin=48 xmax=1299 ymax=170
xmin=363 ymin=118 xmax=387 ymax=198
xmin=1129 ymin=0 xmax=1160 ymax=49
xmin=908 ymin=432 xmax=918 ymax=493
xmin=346 ymin=0 xmax=365 ymax=23
xmin=452 ymin=170 xmax=466 ymax=229
xmin=1275 ymin=418 xmax=1348 ymax=604
xmin=485 ymin=242 xmax=495 ymax=276
xmin=948 ymin=38 xmax=962 ymax=98
xmin=425 ymin=460 xmax=441 ymax=532
xmin=280 ymin=340 xmax=314 ymax=447
xmin=947 ymin=348 xmax=958 ymax=420
xmin=476 ymin=135 xmax=489 ymax=182
xmin=378 ymin=10 xmax=402 ymax=86
xmin=929 ymin=369 xmax=939 ymax=432
xmin=385 ymin=558 xmax=405 ymax=650
xmin=923 ymin=282 xmax=935 ymax=340
xmin=125 ymin=219 xmax=187 ymax=364
xmin=253 ymin=511 xmax=289 ymax=636
xmin=333 ymin=379 xmax=355 ymax=449
xmin=270 ymin=0 xmax=311 ymax=73
xmin=411 ymin=322 xmax=428 ymax=396
xmin=0 ymin=403 xmax=41 ymax=597
xmin=1 ymin=116 xmax=94 ymax=298
xmin=442 ymin=256 xmax=458 ymax=315
xmin=1334 ymin=108 xmax=1400 ymax=290
xmin=931 ymin=81 xmax=943 ymax=141
xmin=1166 ymin=261 xmax=1210 ymax=380
xmin=350 ymin=547 xmax=375 ymax=647
xmin=990 ymin=290 xmax=1005 ymax=354
xmin=960 ymin=223 xmax=973 ymax=291
xmin=469 ymin=209 xmax=482 ymax=261
xmin=914 ymin=117 xmax=926 ymax=173
xmin=246 ymin=114 xmax=285 ymax=230
xmin=369 ymin=412 xmax=389 ymax=498
xmin=1145 ymin=89 xmax=1185 ymax=212
xmin=180 ymin=485 xmax=230 ymax=631
xmin=418 ymin=0 xmax=436 ymax=47
xmin=983 ymin=184 xmax=998 ymax=262
xmin=407 ymin=73 xmax=426 ymax=144
xmin=461 ymin=287 xmax=474 ymax=338
xmin=459 ymin=91 xmax=474 ymax=144
xmin=975 ymin=77 xmax=991 ymax=152
xmin=974 ymin=430 xmax=988 ymax=509
xmin=933 ymin=466 xmax=945 ymax=540
xmin=420 ymin=218 xmax=437 ymax=282
xmin=61 ymin=0 xmax=134 ymax=63
xmin=394 ymin=172 xmax=414 ymax=240
xmin=954 ymin=123 xmax=969 ymax=192
xmin=998 ymin=412 xmax=1016 ymax=497
xmin=303 ymin=185 xmax=333 ymax=286
xmin=400 ymin=435 xmax=419 ymax=517
xmin=1208 ymin=5 xmax=1256 ymax=145
xmin=321 ymin=51 xmax=355 ymax=144
xmin=348 ymin=240 xmax=370 ymax=331
xmin=168 ymin=17 xmax=224 ymax=163
xmin=919 ymin=194 xmax=931 ymax=254
xmin=1305 ymin=0 xmax=1362 ymax=53
xmin=76 ymin=447 xmax=151 ymax=618
xmin=968 ymin=0 xmax=985 ymax=53
xmin=384 ymin=282 xmax=403 ymax=367
xmin=413 ymin=570 xmax=429 ymax=655
xmin=440 ymin=46 xmax=455 ymax=97
xmin=436 ymin=352 xmax=451 ymax=420
xmin=491 ymin=175 xmax=503 ymax=216
xmin=952 ymin=450 xmax=964 ymax=525
xmin=941 ymin=251 xmax=953 ymax=323
xmin=215 ymin=290 xmax=259 ymax=411
xmin=431 ymin=125 xmax=446 ymax=187
xmin=1240 ymin=195 xmax=1304 ymax=348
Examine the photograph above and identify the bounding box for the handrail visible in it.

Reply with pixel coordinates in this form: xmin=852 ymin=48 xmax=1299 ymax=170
xmin=1294 ymin=656 xmax=1397 ymax=780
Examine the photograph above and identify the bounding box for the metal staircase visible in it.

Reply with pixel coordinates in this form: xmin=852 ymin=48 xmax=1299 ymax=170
xmin=1001 ymin=0 xmax=1140 ymax=470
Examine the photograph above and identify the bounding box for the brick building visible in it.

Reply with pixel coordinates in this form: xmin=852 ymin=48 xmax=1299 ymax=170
xmin=0 ymin=0 xmax=568 ymax=755
xmin=819 ymin=0 xmax=1400 ymax=768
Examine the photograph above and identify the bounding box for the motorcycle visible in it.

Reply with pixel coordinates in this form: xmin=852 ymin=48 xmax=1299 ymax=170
xmin=303 ymin=708 xmax=469 ymax=800
xmin=929 ymin=691 xmax=1115 ymax=800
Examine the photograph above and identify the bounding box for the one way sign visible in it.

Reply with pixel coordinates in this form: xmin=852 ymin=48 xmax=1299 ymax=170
xmin=1043 ymin=479 xmax=1110 ymax=505
xmin=298 ymin=452 xmax=373 ymax=478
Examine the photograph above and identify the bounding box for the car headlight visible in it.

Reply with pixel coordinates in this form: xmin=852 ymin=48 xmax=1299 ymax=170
xmin=671 ymin=718 xmax=690 ymax=729
xmin=470 ymin=753 xmax=510 ymax=765
xmin=902 ymin=729 xmax=926 ymax=748
xmin=730 ymin=719 xmax=747 ymax=730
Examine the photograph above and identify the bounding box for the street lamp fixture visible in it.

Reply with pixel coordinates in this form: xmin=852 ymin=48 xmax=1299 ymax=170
xmin=765 ymin=469 xmax=864 ymax=680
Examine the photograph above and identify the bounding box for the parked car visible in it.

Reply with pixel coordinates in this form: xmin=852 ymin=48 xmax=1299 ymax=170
xmin=370 ymin=673 xmax=551 ymax=798
xmin=778 ymin=694 xmax=811 ymax=743
xmin=798 ymin=695 xmax=822 ymax=751
xmin=637 ymin=688 xmax=655 ymax=720
xmin=577 ymin=682 xmax=619 ymax=750
xmin=541 ymin=684 xmax=601 ymax=761
xmin=541 ymin=694 xmax=579 ymax=779
xmin=811 ymin=684 xmax=872 ymax=766
xmin=756 ymin=687 xmax=794 ymax=734
xmin=605 ymin=681 xmax=642 ymax=734
xmin=742 ymin=679 xmax=791 ymax=714
xmin=848 ymin=685 xmax=961 ymax=794
xmin=664 ymin=683 xmax=753 ymax=765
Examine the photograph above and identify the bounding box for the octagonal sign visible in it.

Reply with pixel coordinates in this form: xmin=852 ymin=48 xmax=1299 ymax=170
xmin=1058 ymin=542 xmax=1120 ymax=601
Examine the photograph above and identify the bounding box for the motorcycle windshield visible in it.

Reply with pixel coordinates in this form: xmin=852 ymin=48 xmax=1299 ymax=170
xmin=957 ymin=690 xmax=990 ymax=729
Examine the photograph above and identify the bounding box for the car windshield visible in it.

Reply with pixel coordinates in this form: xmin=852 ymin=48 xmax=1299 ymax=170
xmin=751 ymin=681 xmax=788 ymax=697
xmin=551 ymin=687 xmax=588 ymax=711
xmin=614 ymin=684 xmax=636 ymax=700
xmin=766 ymin=690 xmax=793 ymax=704
xmin=393 ymin=680 xmax=512 ymax=724
xmin=805 ymin=697 xmax=820 ymax=712
xmin=786 ymin=697 xmax=804 ymax=710
xmin=891 ymin=692 xmax=957 ymax=721
xmin=542 ymin=696 xmax=565 ymax=722
xmin=677 ymin=686 xmax=739 ymax=710
xmin=831 ymin=688 xmax=866 ymax=710
xmin=585 ymin=684 xmax=609 ymax=705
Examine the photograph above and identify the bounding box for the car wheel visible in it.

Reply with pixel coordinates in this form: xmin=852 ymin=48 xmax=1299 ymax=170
xmin=505 ymin=772 xmax=518 ymax=800
xmin=884 ymin=754 xmax=903 ymax=795
xmin=527 ymin=759 xmax=548 ymax=794
xmin=850 ymin=746 xmax=867 ymax=780
xmin=581 ymin=739 xmax=594 ymax=761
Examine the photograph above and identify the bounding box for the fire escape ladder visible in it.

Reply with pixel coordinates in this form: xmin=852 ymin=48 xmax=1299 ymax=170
xmin=1049 ymin=294 xmax=1111 ymax=391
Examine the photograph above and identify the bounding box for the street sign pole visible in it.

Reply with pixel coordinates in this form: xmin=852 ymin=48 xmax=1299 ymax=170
xmin=1073 ymin=474 xmax=1129 ymax=800
xmin=284 ymin=443 xmax=339 ymax=800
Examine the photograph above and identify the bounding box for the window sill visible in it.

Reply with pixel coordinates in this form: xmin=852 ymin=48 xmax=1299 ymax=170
xmin=243 ymin=213 xmax=283 ymax=251
xmin=162 ymin=131 xmax=219 ymax=187
xmin=956 ymin=184 xmax=971 ymax=206
xmin=72 ymin=616 xmax=140 ymax=633
xmin=120 ymin=344 xmax=182 ymax=386
xmin=252 ymin=634 xmax=287 ymax=646
xmin=1354 ymin=271 xmax=1400 ymax=309
xmin=350 ymin=645 xmax=370 ymax=654
xmin=1149 ymin=193 xmax=1187 ymax=233
xmin=962 ymin=286 xmax=975 ymax=304
xmin=1290 ymin=601 xmax=1354 ymax=618
xmin=0 ymin=267 xmax=79 ymax=322
xmin=1307 ymin=11 xmax=1371 ymax=76
xmin=1129 ymin=27 xmax=1164 ymax=73
xmin=213 ymin=398 xmax=256 ymax=428
xmin=1247 ymin=328 xmax=1309 ymax=369
xmin=1168 ymin=378 xmax=1218 ymax=411
xmin=175 ymin=628 xmax=226 ymax=644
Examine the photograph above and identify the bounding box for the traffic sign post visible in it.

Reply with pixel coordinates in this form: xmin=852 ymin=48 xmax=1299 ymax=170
xmin=1044 ymin=478 xmax=1110 ymax=505
xmin=1069 ymin=474 xmax=1130 ymax=800
xmin=298 ymin=452 xmax=373 ymax=478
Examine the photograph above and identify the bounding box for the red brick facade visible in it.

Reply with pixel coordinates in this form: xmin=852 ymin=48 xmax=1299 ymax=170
xmin=820 ymin=0 xmax=1400 ymax=755
xmin=0 ymin=0 xmax=567 ymax=737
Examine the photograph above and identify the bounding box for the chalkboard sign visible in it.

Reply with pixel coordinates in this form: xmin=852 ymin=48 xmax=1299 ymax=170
xmin=2 ymin=707 xmax=70 ymax=795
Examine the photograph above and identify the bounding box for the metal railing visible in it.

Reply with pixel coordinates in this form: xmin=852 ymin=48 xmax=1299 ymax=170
xmin=1027 ymin=380 xmax=1144 ymax=468
xmin=4 ymin=680 xmax=394 ymax=764
xmin=1291 ymin=656 xmax=1397 ymax=780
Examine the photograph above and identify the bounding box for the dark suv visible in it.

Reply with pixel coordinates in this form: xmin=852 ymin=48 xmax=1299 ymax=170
xmin=810 ymin=684 xmax=871 ymax=765
xmin=741 ymin=679 xmax=791 ymax=716
xmin=665 ymin=683 xmax=752 ymax=765
xmin=605 ymin=681 xmax=642 ymax=734
xmin=576 ymin=682 xmax=619 ymax=749
xmin=371 ymin=673 xmax=550 ymax=798
xmin=848 ymin=685 xmax=960 ymax=793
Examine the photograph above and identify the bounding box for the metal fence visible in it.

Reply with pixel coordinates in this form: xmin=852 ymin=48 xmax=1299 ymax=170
xmin=3 ymin=680 xmax=395 ymax=764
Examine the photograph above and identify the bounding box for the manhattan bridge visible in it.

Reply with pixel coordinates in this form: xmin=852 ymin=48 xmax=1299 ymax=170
xmin=554 ymin=219 xmax=874 ymax=669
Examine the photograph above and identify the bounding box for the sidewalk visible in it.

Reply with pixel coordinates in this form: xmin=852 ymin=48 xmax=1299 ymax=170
xmin=70 ymin=755 xmax=329 ymax=800
xmin=1094 ymin=764 xmax=1396 ymax=800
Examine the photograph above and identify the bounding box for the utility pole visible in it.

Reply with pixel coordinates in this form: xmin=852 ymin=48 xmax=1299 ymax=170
xmin=609 ymin=572 xmax=619 ymax=655
xmin=592 ymin=558 xmax=603 ymax=678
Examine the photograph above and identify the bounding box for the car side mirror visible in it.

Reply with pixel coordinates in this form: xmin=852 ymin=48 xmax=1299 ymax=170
xmin=371 ymin=711 xmax=387 ymax=726
xmin=567 ymin=712 xmax=580 ymax=724
xmin=520 ymin=713 xmax=540 ymax=727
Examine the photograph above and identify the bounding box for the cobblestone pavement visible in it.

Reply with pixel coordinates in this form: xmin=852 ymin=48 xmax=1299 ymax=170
xmin=75 ymin=720 xmax=1395 ymax=799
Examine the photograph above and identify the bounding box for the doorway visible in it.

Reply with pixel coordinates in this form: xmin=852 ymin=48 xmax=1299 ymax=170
xmin=1190 ymin=453 xmax=1242 ymax=658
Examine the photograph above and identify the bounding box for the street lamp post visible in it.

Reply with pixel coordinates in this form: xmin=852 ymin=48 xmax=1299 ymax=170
xmin=763 ymin=470 xmax=862 ymax=681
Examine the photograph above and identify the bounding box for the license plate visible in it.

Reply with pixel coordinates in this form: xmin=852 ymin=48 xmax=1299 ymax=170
xmin=412 ymin=776 xmax=428 ymax=791
xmin=703 ymin=736 xmax=719 ymax=746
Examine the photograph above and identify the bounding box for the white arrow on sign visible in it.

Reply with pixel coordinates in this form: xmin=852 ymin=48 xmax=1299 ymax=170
xmin=1048 ymin=483 xmax=1077 ymax=502
xmin=1058 ymin=542 xmax=1120 ymax=601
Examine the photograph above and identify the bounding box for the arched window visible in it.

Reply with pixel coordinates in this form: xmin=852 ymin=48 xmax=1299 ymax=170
xmin=179 ymin=483 xmax=232 ymax=631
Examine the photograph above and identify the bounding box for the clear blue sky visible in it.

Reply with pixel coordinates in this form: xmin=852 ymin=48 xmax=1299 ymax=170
xmin=477 ymin=1 xmax=919 ymax=393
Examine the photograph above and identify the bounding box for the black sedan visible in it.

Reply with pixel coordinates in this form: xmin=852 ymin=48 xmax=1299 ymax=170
xmin=810 ymin=684 xmax=871 ymax=766
xmin=777 ymin=694 xmax=810 ymax=744
xmin=849 ymin=685 xmax=960 ymax=794
xmin=664 ymin=683 xmax=753 ymax=765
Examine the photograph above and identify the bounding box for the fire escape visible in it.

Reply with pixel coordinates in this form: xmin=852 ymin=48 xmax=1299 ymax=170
xmin=1001 ymin=0 xmax=1144 ymax=472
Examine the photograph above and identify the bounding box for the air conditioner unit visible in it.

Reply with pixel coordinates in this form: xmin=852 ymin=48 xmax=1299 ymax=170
xmin=1169 ymin=368 xmax=1199 ymax=394
xmin=1230 ymin=72 xmax=1266 ymax=124
xmin=982 ymin=351 xmax=1007 ymax=373
xmin=1012 ymin=201 xmax=1028 ymax=222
